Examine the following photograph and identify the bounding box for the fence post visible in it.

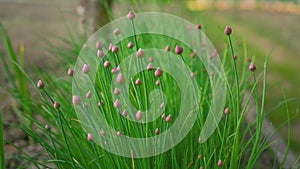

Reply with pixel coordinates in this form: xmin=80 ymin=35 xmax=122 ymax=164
xmin=77 ymin=0 xmax=112 ymax=34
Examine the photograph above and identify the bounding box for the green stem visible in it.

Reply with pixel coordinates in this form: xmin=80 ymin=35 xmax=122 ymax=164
xmin=0 ymin=111 xmax=5 ymax=169
xmin=247 ymin=61 xmax=267 ymax=168
xmin=246 ymin=72 xmax=261 ymax=168
xmin=91 ymin=142 xmax=102 ymax=169
xmin=43 ymin=89 xmax=75 ymax=169
xmin=131 ymin=20 xmax=139 ymax=51
xmin=227 ymin=35 xmax=241 ymax=169
xmin=228 ymin=36 xmax=240 ymax=122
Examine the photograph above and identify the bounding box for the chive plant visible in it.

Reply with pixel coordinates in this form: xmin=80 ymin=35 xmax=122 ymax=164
xmin=0 ymin=11 xmax=290 ymax=169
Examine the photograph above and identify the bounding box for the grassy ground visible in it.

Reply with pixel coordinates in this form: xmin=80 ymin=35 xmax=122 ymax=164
xmin=186 ymin=8 xmax=300 ymax=154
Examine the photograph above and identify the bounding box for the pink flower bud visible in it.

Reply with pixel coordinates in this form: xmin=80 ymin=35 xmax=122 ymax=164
xmin=113 ymin=28 xmax=120 ymax=35
xmin=135 ymin=78 xmax=142 ymax=86
xmin=100 ymin=129 xmax=106 ymax=136
xmin=114 ymin=88 xmax=121 ymax=95
xmin=87 ymin=133 xmax=94 ymax=141
xmin=161 ymin=113 xmax=165 ymax=119
xmin=165 ymin=45 xmax=170 ymax=52
xmin=111 ymin=45 xmax=119 ymax=53
xmin=155 ymin=128 xmax=160 ymax=135
xmin=45 ymin=124 xmax=51 ymax=130
xmin=122 ymin=109 xmax=128 ymax=117
xmin=136 ymin=110 xmax=143 ymax=120
xmin=190 ymin=52 xmax=196 ymax=58
xmin=127 ymin=11 xmax=135 ymax=20
xmin=72 ymin=95 xmax=81 ymax=105
xmin=136 ymin=48 xmax=144 ymax=58
xmin=147 ymin=63 xmax=153 ymax=70
xmin=249 ymin=63 xmax=256 ymax=71
xmin=82 ymin=64 xmax=90 ymax=74
xmin=96 ymin=41 xmax=102 ymax=49
xmin=166 ymin=114 xmax=172 ymax=123
xmin=198 ymin=137 xmax=203 ymax=143
xmin=234 ymin=54 xmax=238 ymax=60
xmin=97 ymin=50 xmax=104 ymax=58
xmin=127 ymin=42 xmax=134 ymax=49
xmin=217 ymin=159 xmax=223 ymax=167
xmin=224 ymin=107 xmax=230 ymax=115
xmin=160 ymin=103 xmax=165 ymax=109
xmin=155 ymin=67 xmax=163 ymax=77
xmin=111 ymin=67 xmax=119 ymax=74
xmin=86 ymin=90 xmax=91 ymax=98
xmin=149 ymin=57 xmax=154 ymax=62
xmin=98 ymin=100 xmax=105 ymax=106
xmin=224 ymin=25 xmax=232 ymax=35
xmin=117 ymin=131 xmax=121 ymax=137
xmin=37 ymin=80 xmax=45 ymax=89
xmin=104 ymin=61 xmax=111 ymax=68
xmin=196 ymin=24 xmax=202 ymax=30
xmin=155 ymin=80 xmax=160 ymax=86
xmin=210 ymin=71 xmax=214 ymax=77
xmin=116 ymin=73 xmax=125 ymax=84
xmin=54 ymin=101 xmax=60 ymax=109
xmin=114 ymin=99 xmax=121 ymax=108
xmin=175 ymin=45 xmax=183 ymax=54
xmin=190 ymin=72 xmax=195 ymax=79
xmin=67 ymin=68 xmax=74 ymax=76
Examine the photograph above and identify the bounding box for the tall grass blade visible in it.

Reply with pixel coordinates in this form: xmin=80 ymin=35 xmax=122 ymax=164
xmin=0 ymin=23 xmax=33 ymax=130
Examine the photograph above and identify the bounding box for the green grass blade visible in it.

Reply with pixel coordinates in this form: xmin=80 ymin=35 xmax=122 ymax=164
xmin=0 ymin=23 xmax=33 ymax=130
xmin=0 ymin=51 xmax=17 ymax=89
xmin=0 ymin=23 xmax=21 ymax=87
xmin=279 ymin=90 xmax=291 ymax=168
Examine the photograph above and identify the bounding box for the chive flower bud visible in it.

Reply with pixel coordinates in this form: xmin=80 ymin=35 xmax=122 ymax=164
xmin=72 ymin=95 xmax=81 ymax=105
xmin=127 ymin=11 xmax=136 ymax=20
xmin=224 ymin=25 xmax=232 ymax=35
xmin=54 ymin=101 xmax=60 ymax=109
xmin=136 ymin=110 xmax=143 ymax=120
xmin=82 ymin=64 xmax=90 ymax=74
xmin=175 ymin=45 xmax=183 ymax=54
xmin=155 ymin=67 xmax=163 ymax=77
xmin=37 ymin=80 xmax=44 ymax=89
xmin=87 ymin=133 xmax=94 ymax=141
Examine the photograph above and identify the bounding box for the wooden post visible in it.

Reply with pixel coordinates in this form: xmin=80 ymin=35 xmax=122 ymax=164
xmin=93 ymin=0 xmax=112 ymax=28
xmin=77 ymin=0 xmax=112 ymax=34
